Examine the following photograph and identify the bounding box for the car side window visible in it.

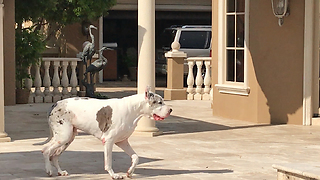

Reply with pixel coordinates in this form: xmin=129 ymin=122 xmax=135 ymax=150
xmin=179 ymin=31 xmax=211 ymax=49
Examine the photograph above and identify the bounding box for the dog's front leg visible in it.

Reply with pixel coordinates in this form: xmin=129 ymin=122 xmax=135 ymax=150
xmin=104 ymin=141 xmax=123 ymax=179
xmin=116 ymin=139 xmax=139 ymax=178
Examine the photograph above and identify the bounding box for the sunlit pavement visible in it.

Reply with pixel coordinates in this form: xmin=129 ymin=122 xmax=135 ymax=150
xmin=2 ymin=85 xmax=320 ymax=180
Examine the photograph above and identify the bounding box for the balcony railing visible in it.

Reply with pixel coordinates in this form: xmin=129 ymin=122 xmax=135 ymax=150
xmin=186 ymin=57 xmax=212 ymax=100
xmin=25 ymin=57 xmax=81 ymax=103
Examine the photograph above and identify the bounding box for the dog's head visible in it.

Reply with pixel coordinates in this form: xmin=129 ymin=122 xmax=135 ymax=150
xmin=144 ymin=87 xmax=172 ymax=121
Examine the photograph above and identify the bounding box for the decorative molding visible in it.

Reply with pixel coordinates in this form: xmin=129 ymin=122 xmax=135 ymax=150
xmin=215 ymin=84 xmax=250 ymax=96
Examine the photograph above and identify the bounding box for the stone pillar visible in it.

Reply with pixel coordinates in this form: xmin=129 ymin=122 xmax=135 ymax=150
xmin=0 ymin=1 xmax=10 ymax=142
xmin=164 ymin=41 xmax=187 ymax=100
xmin=135 ymin=0 xmax=161 ymax=136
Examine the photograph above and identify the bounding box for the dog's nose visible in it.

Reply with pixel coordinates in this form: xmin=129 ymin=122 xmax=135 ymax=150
xmin=169 ymin=108 xmax=173 ymax=114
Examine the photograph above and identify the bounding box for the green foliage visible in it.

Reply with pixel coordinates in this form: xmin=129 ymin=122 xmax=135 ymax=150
xmin=14 ymin=0 xmax=116 ymax=88
xmin=123 ymin=47 xmax=138 ymax=67
xmin=15 ymin=0 xmax=117 ymax=28
xmin=15 ymin=28 xmax=46 ymax=88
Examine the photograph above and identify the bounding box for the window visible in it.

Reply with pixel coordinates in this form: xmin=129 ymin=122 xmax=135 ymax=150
xmin=179 ymin=31 xmax=211 ymax=49
xmin=215 ymin=0 xmax=250 ymax=95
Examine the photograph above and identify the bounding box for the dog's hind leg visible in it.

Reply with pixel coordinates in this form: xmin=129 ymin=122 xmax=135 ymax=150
xmin=42 ymin=120 xmax=75 ymax=176
xmin=116 ymin=139 xmax=139 ymax=178
xmin=51 ymin=127 xmax=77 ymax=176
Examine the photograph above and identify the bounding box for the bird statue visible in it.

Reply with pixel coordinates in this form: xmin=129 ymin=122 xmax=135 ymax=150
xmin=85 ymin=46 xmax=108 ymax=76
xmin=81 ymin=25 xmax=97 ymax=64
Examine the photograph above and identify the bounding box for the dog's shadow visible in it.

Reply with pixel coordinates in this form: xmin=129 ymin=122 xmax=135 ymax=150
xmin=0 ymin=150 xmax=232 ymax=179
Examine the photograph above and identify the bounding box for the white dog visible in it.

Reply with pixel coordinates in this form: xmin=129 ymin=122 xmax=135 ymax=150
xmin=41 ymin=87 xmax=172 ymax=179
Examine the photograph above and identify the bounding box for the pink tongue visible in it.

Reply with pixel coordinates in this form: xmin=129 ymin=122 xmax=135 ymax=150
xmin=153 ymin=114 xmax=164 ymax=121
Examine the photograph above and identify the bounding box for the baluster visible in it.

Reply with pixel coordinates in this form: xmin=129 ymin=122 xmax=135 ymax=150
xmin=34 ymin=62 xmax=43 ymax=103
xmin=52 ymin=61 xmax=61 ymax=102
xmin=43 ymin=61 xmax=52 ymax=103
xmin=61 ymin=61 xmax=70 ymax=99
xmin=187 ymin=59 xmax=195 ymax=100
xmin=194 ymin=60 xmax=204 ymax=100
xmin=70 ymin=60 xmax=78 ymax=97
xmin=202 ymin=60 xmax=211 ymax=100
xmin=25 ymin=65 xmax=34 ymax=103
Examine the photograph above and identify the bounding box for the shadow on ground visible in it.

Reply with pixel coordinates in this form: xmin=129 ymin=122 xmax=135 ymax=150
xmin=157 ymin=115 xmax=271 ymax=136
xmin=0 ymin=150 xmax=232 ymax=179
xmin=5 ymin=112 xmax=270 ymax=141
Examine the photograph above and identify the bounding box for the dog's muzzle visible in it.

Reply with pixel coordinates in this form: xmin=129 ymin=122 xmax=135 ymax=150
xmin=153 ymin=108 xmax=172 ymax=121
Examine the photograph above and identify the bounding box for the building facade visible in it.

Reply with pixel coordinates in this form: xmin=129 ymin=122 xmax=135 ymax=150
xmin=211 ymin=0 xmax=318 ymax=125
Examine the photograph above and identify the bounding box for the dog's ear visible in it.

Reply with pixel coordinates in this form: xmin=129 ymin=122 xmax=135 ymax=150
xmin=145 ymin=86 xmax=154 ymax=100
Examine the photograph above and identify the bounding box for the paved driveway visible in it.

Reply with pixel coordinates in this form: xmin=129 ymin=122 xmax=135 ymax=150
xmin=2 ymin=96 xmax=320 ymax=179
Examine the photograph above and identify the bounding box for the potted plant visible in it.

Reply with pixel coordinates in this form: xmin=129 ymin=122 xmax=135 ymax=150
xmin=15 ymin=28 xmax=46 ymax=104
xmin=123 ymin=47 xmax=138 ymax=81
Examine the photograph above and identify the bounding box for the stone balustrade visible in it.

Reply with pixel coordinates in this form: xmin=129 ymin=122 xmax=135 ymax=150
xmin=25 ymin=57 xmax=81 ymax=103
xmin=186 ymin=57 xmax=212 ymax=100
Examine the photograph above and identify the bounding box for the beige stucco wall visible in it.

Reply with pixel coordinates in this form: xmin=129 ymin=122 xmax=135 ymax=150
xmin=3 ymin=0 xmax=15 ymax=105
xmin=212 ymin=0 xmax=305 ymax=124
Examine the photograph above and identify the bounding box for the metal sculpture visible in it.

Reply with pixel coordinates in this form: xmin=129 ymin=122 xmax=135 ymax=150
xmin=81 ymin=25 xmax=108 ymax=98
xmin=81 ymin=25 xmax=97 ymax=64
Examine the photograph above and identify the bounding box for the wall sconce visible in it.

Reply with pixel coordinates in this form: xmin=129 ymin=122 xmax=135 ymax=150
xmin=271 ymin=0 xmax=290 ymax=27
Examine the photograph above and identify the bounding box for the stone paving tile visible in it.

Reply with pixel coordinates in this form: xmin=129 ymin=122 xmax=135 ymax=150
xmin=2 ymin=87 xmax=320 ymax=179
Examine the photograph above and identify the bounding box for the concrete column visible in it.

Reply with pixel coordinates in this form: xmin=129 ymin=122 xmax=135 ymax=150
xmin=135 ymin=0 xmax=160 ymax=136
xmin=0 ymin=0 xmax=10 ymax=142
xmin=164 ymin=41 xmax=187 ymax=100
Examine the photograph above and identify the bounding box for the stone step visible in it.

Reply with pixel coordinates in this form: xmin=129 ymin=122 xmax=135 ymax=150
xmin=312 ymin=117 xmax=320 ymax=126
xmin=273 ymin=164 xmax=320 ymax=180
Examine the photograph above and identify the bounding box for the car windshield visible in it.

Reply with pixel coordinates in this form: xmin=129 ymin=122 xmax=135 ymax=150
xmin=179 ymin=31 xmax=211 ymax=49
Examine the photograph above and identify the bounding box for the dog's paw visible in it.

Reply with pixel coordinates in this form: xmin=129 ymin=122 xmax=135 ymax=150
xmin=127 ymin=172 xmax=133 ymax=178
xmin=112 ymin=174 xmax=124 ymax=179
xmin=127 ymin=168 xmax=134 ymax=178
xmin=46 ymin=170 xmax=53 ymax=177
xmin=58 ymin=170 xmax=69 ymax=176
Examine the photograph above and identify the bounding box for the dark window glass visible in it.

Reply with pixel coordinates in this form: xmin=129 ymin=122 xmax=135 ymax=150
xmin=158 ymin=29 xmax=177 ymax=49
xmin=236 ymin=0 xmax=245 ymax=12
xmin=227 ymin=50 xmax=235 ymax=81
xmin=236 ymin=15 xmax=245 ymax=47
xmin=236 ymin=50 xmax=244 ymax=82
xmin=226 ymin=15 xmax=235 ymax=47
xmin=179 ymin=31 xmax=211 ymax=49
xmin=227 ymin=0 xmax=235 ymax=12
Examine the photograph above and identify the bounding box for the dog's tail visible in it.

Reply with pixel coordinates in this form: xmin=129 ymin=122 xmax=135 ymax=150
xmin=33 ymin=125 xmax=53 ymax=146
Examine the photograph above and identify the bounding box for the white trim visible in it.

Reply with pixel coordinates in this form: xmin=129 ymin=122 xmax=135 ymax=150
xmin=216 ymin=0 xmax=250 ymax=95
xmin=215 ymin=84 xmax=250 ymax=96
xmin=303 ymin=0 xmax=314 ymax=126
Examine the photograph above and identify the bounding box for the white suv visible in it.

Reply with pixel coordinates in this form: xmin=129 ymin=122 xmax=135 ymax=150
xmin=156 ymin=25 xmax=212 ymax=75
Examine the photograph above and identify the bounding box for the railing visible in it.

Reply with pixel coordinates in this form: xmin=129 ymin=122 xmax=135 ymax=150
xmin=186 ymin=57 xmax=212 ymax=100
xmin=25 ymin=57 xmax=82 ymax=103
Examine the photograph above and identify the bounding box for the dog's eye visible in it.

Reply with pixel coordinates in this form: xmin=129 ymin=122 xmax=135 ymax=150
xmin=152 ymin=101 xmax=157 ymax=104
xmin=158 ymin=101 xmax=162 ymax=105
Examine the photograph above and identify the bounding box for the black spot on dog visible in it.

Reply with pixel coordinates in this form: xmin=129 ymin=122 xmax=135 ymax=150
xmin=57 ymin=109 xmax=62 ymax=112
xmin=48 ymin=103 xmax=58 ymax=117
xmin=58 ymin=120 xmax=63 ymax=125
xmin=52 ymin=103 xmax=57 ymax=108
xmin=96 ymin=106 xmax=113 ymax=132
